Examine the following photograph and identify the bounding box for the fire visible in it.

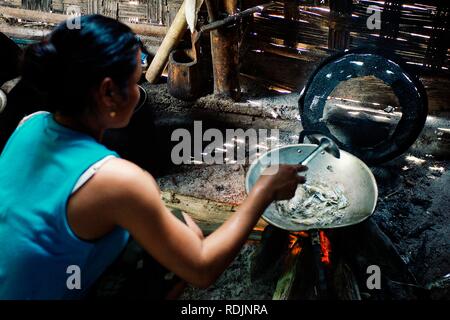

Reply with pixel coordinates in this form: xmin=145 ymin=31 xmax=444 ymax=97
xmin=292 ymin=231 xmax=309 ymax=238
xmin=253 ymin=227 xmax=265 ymax=233
xmin=288 ymin=231 xmax=308 ymax=256
xmin=319 ymin=230 xmax=331 ymax=265
xmin=288 ymin=234 xmax=302 ymax=256
xmin=287 ymin=231 xmax=331 ymax=263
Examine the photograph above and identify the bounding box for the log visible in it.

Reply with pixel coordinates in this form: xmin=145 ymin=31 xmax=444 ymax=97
xmin=161 ymin=190 xmax=267 ymax=240
xmin=332 ymin=259 xmax=362 ymax=300
xmin=0 ymin=6 xmax=167 ymax=37
xmin=145 ymin=1 xmax=187 ymax=83
xmin=250 ymin=225 xmax=290 ymax=281
xmin=272 ymin=237 xmax=302 ymax=300
xmin=337 ymin=219 xmax=419 ymax=290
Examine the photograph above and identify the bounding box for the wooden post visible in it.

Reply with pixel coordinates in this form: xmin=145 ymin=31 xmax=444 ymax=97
xmin=210 ymin=0 xmax=241 ymax=100
xmin=328 ymin=0 xmax=352 ymax=50
xmin=283 ymin=0 xmax=299 ymax=48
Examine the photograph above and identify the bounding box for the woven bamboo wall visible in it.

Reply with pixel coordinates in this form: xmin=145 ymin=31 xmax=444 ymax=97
xmin=241 ymin=0 xmax=450 ymax=92
xmin=1 ymin=0 xmax=178 ymax=24
xmin=1 ymin=0 xmax=448 ymax=101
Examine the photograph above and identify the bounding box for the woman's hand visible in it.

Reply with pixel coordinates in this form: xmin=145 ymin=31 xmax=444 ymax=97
xmin=254 ymin=164 xmax=308 ymax=201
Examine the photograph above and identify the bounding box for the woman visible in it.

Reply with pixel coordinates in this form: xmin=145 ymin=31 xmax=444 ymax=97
xmin=0 ymin=15 xmax=307 ymax=299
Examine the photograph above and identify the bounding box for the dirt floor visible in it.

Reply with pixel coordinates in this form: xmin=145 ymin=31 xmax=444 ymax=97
xmin=372 ymin=154 xmax=450 ymax=292
xmin=179 ymin=242 xmax=277 ymax=300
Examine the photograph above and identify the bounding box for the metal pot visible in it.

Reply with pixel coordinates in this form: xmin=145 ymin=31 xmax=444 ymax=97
xmin=245 ymin=143 xmax=378 ymax=231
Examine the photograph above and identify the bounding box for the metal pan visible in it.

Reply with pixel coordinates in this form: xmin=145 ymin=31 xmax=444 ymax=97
xmin=245 ymin=144 xmax=378 ymax=231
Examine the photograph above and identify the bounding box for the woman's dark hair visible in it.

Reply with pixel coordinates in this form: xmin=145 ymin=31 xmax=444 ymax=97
xmin=21 ymin=14 xmax=141 ymax=116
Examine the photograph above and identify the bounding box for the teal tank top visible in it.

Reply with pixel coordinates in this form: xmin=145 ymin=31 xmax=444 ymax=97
xmin=0 ymin=112 xmax=130 ymax=299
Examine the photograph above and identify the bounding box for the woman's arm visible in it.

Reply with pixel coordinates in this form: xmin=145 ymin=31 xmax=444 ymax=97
xmin=68 ymin=158 xmax=306 ymax=288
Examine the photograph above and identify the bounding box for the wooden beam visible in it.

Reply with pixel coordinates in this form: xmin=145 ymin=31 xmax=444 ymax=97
xmin=161 ymin=191 xmax=267 ymax=240
xmin=0 ymin=6 xmax=167 ymax=37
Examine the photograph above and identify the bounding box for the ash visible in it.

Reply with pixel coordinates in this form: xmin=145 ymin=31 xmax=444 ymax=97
xmin=370 ymin=153 xmax=450 ymax=299
xmin=179 ymin=243 xmax=278 ymax=300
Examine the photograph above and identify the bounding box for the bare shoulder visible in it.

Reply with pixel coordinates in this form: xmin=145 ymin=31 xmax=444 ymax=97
xmin=99 ymin=157 xmax=153 ymax=181
xmin=83 ymin=157 xmax=164 ymax=214
xmin=94 ymin=157 xmax=160 ymax=196
xmin=67 ymin=157 xmax=161 ymax=240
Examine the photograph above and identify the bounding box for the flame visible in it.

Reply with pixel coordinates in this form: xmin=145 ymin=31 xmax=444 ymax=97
xmin=288 ymin=234 xmax=301 ymax=255
xmin=319 ymin=231 xmax=331 ymax=265
xmin=288 ymin=231 xmax=309 ymax=256
xmin=293 ymin=231 xmax=309 ymax=238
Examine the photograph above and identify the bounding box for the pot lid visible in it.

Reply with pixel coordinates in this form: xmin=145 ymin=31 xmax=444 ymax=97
xmin=299 ymin=48 xmax=428 ymax=165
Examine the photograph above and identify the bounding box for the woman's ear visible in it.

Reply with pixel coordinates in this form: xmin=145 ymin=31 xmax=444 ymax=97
xmin=96 ymin=77 xmax=118 ymax=109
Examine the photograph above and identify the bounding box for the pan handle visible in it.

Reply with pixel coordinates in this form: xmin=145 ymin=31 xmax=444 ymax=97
xmin=198 ymin=3 xmax=276 ymax=35
xmin=298 ymin=130 xmax=337 ymax=145
xmin=299 ymin=130 xmax=323 ymax=144
xmin=300 ymin=139 xmax=330 ymax=166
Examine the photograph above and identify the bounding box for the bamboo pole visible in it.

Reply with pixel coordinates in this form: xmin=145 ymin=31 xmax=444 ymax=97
xmin=145 ymin=1 xmax=187 ymax=83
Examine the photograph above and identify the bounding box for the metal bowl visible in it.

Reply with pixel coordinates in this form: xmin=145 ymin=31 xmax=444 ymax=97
xmin=245 ymin=144 xmax=378 ymax=231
